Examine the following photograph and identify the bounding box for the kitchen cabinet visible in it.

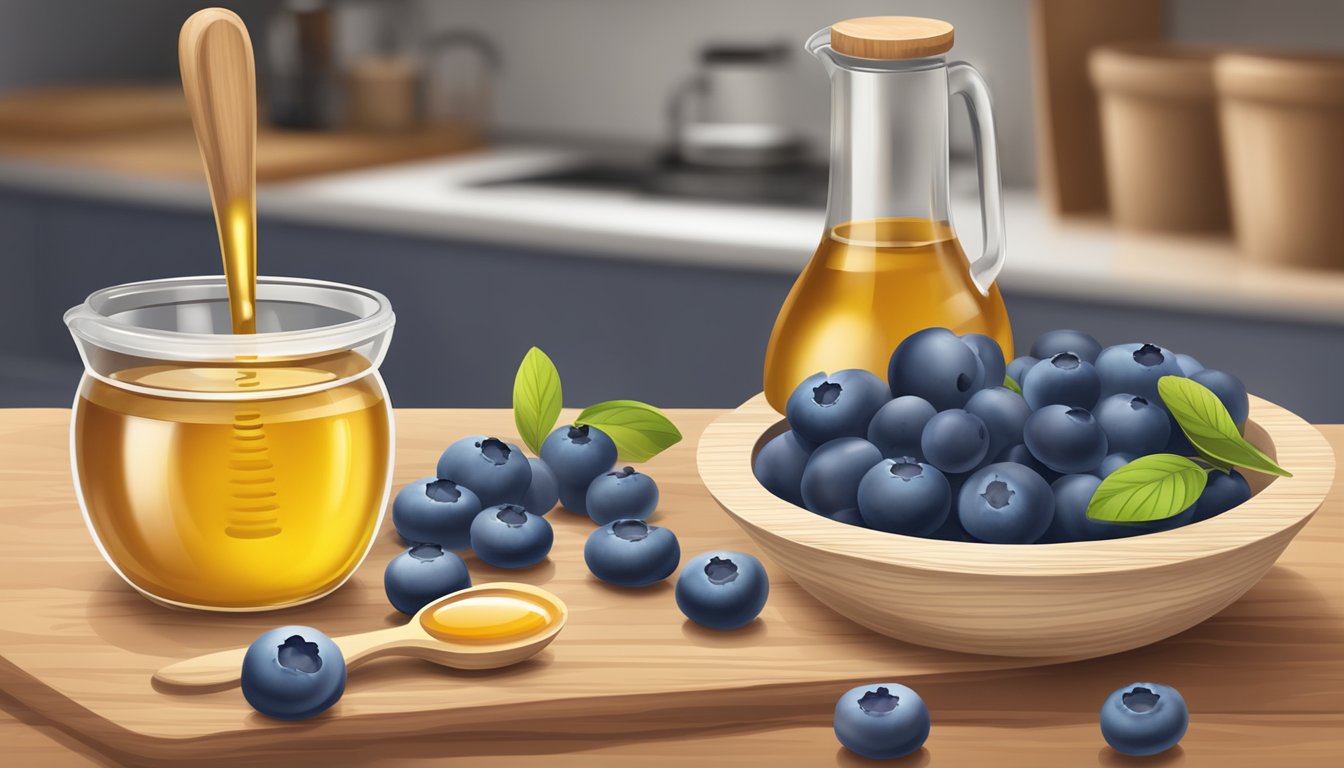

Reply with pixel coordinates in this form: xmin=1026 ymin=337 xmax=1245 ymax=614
xmin=4 ymin=186 xmax=1343 ymax=422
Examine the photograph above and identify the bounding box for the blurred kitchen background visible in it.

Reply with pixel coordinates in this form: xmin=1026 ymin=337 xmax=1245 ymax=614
xmin=1 ymin=0 xmax=1342 ymax=419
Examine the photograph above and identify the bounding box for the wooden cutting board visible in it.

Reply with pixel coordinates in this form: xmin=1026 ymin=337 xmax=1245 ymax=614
xmin=0 ymin=85 xmax=481 ymax=181
xmin=0 ymin=408 xmax=1340 ymax=766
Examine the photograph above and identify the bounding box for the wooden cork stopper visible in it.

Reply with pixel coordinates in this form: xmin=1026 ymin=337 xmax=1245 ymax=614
xmin=830 ymin=16 xmax=955 ymax=60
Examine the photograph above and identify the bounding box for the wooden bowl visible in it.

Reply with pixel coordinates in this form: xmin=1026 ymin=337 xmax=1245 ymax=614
xmin=698 ymin=393 xmax=1335 ymax=658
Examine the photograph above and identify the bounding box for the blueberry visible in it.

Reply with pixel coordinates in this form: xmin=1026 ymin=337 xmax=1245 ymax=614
xmin=996 ymin=442 xmax=1060 ymax=483
xmin=383 ymin=543 xmax=472 ymax=615
xmin=960 ymin=333 xmax=1007 ymax=389
xmin=1024 ymin=405 xmax=1109 ymax=474
xmin=833 ymin=683 xmax=930 ymax=760
xmin=1096 ymin=343 xmax=1183 ymax=402
xmin=469 ymin=504 xmax=554 ymax=569
xmin=957 ymin=462 xmax=1055 ymax=544
xmin=888 ymin=327 xmax=985 ymax=410
xmin=241 ymin=626 xmax=346 ymax=721
xmin=965 ymin=386 xmax=1032 ymax=462
xmin=1097 ymin=452 xmax=1138 ymax=478
xmin=1045 ymin=474 xmax=1134 ymax=542
xmin=1100 ymin=682 xmax=1189 ymax=757
xmin=1175 ymin=353 xmax=1205 ymax=376
xmin=827 ymin=507 xmax=868 ymax=527
xmin=1023 ymin=353 xmax=1101 ymax=410
xmin=1006 ymin=355 xmax=1039 ymax=388
xmin=541 ymin=424 xmax=618 ymax=515
xmin=785 ymin=369 xmax=890 ymax=445
xmin=753 ymin=431 xmax=813 ymax=507
xmin=436 ymin=436 xmax=532 ymax=508
xmin=799 ymin=437 xmax=883 ymax=518
xmin=586 ymin=466 xmax=659 ymax=525
xmin=1030 ymin=328 xmax=1102 ymax=364
xmin=867 ymin=395 xmax=937 ymax=460
xmin=584 ymin=519 xmax=680 ymax=587
xmin=1191 ymin=368 xmax=1250 ymax=428
xmin=391 ymin=477 xmax=482 ymax=550
xmin=674 ymin=551 xmax=769 ymax=630
xmin=521 ymin=457 xmax=559 ymax=516
xmin=1094 ymin=394 xmax=1171 ymax=456
xmin=920 ymin=409 xmax=990 ymax=474
xmin=857 ymin=458 xmax=951 ymax=536
xmin=1193 ymin=470 xmax=1251 ymax=522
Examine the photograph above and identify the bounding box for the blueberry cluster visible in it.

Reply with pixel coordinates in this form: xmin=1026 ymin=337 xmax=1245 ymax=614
xmin=755 ymin=327 xmax=1253 ymax=544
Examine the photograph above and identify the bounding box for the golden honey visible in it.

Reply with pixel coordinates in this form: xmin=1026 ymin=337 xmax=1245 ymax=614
xmin=420 ymin=591 xmax=559 ymax=643
xmin=73 ymin=351 xmax=391 ymax=610
xmin=764 ymin=218 xmax=1014 ymax=411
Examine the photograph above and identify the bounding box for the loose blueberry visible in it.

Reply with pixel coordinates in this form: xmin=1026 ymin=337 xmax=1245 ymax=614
xmin=240 ymin=626 xmax=346 ymax=721
xmin=586 ymin=466 xmax=660 ymax=525
xmin=469 ymin=504 xmax=554 ymax=569
xmin=920 ymin=409 xmax=990 ymax=475
xmin=753 ymin=430 xmax=813 ymax=507
xmin=833 ymin=683 xmax=931 ymax=760
xmin=1100 ymin=682 xmax=1189 ymax=757
xmin=541 ymin=424 xmax=618 ymax=515
xmin=1097 ymin=452 xmax=1138 ymax=478
xmin=674 ymin=551 xmax=769 ymax=630
xmin=785 ymin=369 xmax=890 ymax=445
xmin=1193 ymin=469 xmax=1251 ymax=522
xmin=391 ymin=477 xmax=482 ymax=550
xmin=996 ymin=442 xmax=1060 ymax=484
xmin=1096 ymin=342 xmax=1183 ymax=402
xmin=1024 ymin=405 xmax=1109 ymax=474
xmin=1093 ymin=393 xmax=1171 ymax=456
xmin=1191 ymin=368 xmax=1250 ymax=428
xmin=867 ymin=395 xmax=937 ymax=460
xmin=1023 ymin=352 xmax=1101 ymax=410
xmin=800 ymin=437 xmax=883 ymax=519
xmin=1175 ymin=353 xmax=1205 ymax=377
xmin=383 ymin=544 xmax=472 ymax=615
xmin=888 ymin=327 xmax=986 ymax=410
xmin=960 ymin=333 xmax=1007 ymax=389
xmin=965 ymin=386 xmax=1032 ymax=462
xmin=584 ymin=519 xmax=681 ymax=587
xmin=958 ymin=462 xmax=1055 ymax=544
xmin=1045 ymin=474 xmax=1135 ymax=542
xmin=436 ymin=435 xmax=532 ymax=508
xmin=857 ymin=458 xmax=951 ymax=536
xmin=1006 ymin=355 xmax=1039 ymax=389
xmin=521 ymin=457 xmax=559 ymax=516
xmin=1030 ymin=328 xmax=1103 ymax=364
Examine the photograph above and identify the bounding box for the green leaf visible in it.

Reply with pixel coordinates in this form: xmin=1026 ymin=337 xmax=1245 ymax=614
xmin=512 ymin=347 xmax=563 ymax=456
xmin=1158 ymin=375 xmax=1291 ymax=478
xmin=1087 ymin=453 xmax=1208 ymax=522
xmin=575 ymin=400 xmax=682 ymax=462
xmin=1003 ymin=375 xmax=1022 ymax=395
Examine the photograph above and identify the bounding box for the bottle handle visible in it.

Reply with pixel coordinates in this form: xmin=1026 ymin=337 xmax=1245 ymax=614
xmin=948 ymin=61 xmax=1006 ymax=296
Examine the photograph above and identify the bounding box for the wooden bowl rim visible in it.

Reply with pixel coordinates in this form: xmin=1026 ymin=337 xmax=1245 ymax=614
xmin=698 ymin=392 xmax=1335 ymax=577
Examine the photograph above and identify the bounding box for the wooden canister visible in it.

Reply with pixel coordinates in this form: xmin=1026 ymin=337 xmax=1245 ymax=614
xmin=1089 ymin=43 xmax=1229 ymax=232
xmin=1215 ymin=52 xmax=1344 ymax=270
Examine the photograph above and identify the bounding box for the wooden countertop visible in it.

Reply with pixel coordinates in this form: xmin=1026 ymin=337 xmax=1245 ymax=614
xmin=0 ymin=409 xmax=1341 ymax=767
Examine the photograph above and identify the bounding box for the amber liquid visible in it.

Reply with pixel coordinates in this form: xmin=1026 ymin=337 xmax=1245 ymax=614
xmin=764 ymin=218 xmax=1014 ymax=412
xmin=73 ymin=352 xmax=391 ymax=610
xmin=419 ymin=590 xmax=559 ymax=643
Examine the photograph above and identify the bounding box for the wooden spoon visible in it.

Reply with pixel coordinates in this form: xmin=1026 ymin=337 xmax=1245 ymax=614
xmin=179 ymin=7 xmax=258 ymax=335
xmin=153 ymin=583 xmax=568 ymax=693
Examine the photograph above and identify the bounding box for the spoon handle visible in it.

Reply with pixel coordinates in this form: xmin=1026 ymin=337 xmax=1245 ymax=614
xmin=153 ymin=626 xmax=409 ymax=693
xmin=179 ymin=8 xmax=258 ymax=334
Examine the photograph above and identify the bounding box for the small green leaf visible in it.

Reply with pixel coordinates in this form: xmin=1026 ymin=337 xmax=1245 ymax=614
xmin=512 ymin=347 xmax=563 ymax=456
xmin=1158 ymin=376 xmax=1291 ymax=478
xmin=1003 ymin=375 xmax=1022 ymax=395
xmin=1087 ymin=453 xmax=1208 ymax=523
xmin=575 ymin=400 xmax=682 ymax=462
